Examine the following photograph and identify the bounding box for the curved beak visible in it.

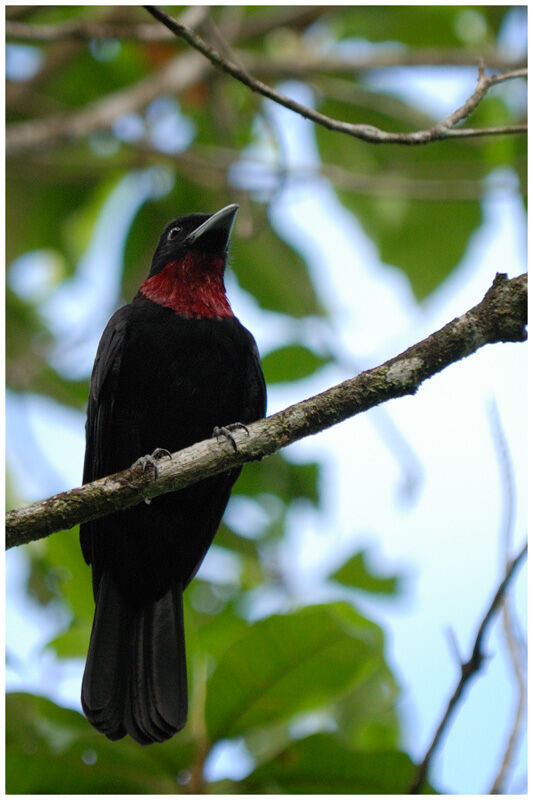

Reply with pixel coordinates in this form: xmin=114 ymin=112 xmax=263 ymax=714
xmin=185 ymin=204 xmax=239 ymax=250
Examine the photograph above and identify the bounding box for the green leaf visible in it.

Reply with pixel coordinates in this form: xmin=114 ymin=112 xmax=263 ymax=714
xmin=6 ymin=692 xmax=195 ymax=794
xmin=205 ymin=602 xmax=384 ymax=740
xmin=240 ymin=733 xmax=437 ymax=794
xmin=44 ymin=42 xmax=150 ymax=112
xmin=314 ymin=95 xmax=485 ymax=300
xmin=330 ymin=549 xmax=401 ymax=595
xmin=333 ymin=663 xmax=401 ymax=750
xmin=62 ymin=175 xmax=123 ymax=264
xmin=26 ymin=526 xmax=96 ymax=658
xmin=48 ymin=620 xmax=93 ymax=659
xmin=328 ymin=5 xmax=507 ymax=47
xmin=215 ymin=522 xmax=261 ymax=560
xmin=188 ymin=601 xmax=250 ymax=662
xmin=357 ymin=195 xmax=482 ymax=300
xmin=262 ymin=344 xmax=331 ymax=384
xmin=6 ymin=163 xmax=99 ymax=273
xmin=231 ymin=224 xmax=324 ymax=317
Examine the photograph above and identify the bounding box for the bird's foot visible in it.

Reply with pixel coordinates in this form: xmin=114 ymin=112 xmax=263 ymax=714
xmin=213 ymin=422 xmax=249 ymax=452
xmin=151 ymin=447 xmax=173 ymax=462
xmin=132 ymin=448 xmax=172 ymax=503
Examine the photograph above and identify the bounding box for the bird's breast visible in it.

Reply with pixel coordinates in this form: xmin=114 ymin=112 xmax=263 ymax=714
xmin=116 ymin=307 xmax=248 ymax=453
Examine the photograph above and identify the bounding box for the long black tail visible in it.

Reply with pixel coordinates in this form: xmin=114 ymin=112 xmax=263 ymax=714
xmin=81 ymin=571 xmax=187 ymax=744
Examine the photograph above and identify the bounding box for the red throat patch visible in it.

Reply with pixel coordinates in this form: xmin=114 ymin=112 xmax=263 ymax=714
xmin=140 ymin=253 xmax=234 ymax=319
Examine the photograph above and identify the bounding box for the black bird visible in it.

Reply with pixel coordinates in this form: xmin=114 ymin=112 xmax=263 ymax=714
xmin=80 ymin=204 xmax=266 ymax=745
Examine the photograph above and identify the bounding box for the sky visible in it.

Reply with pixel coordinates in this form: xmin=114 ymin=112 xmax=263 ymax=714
xmin=6 ymin=10 xmax=527 ymax=794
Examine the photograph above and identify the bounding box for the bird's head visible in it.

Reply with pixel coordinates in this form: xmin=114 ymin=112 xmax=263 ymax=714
xmin=149 ymin=204 xmax=239 ymax=276
xmin=140 ymin=204 xmax=239 ymax=319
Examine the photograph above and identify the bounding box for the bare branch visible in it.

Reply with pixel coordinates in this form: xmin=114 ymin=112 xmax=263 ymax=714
xmin=242 ymin=51 xmax=527 ymax=75
xmin=22 ymin=134 xmax=522 ymax=202
xmin=6 ymin=16 xmax=525 ymax=73
xmin=6 ymin=49 xmax=207 ymax=156
xmin=5 ymin=7 xmax=327 ymax=44
xmin=410 ymin=540 xmax=528 ymax=794
xmin=6 ymin=18 xmax=176 ymax=42
xmin=436 ymin=65 xmax=525 ymax=130
xmin=488 ymin=403 xmax=527 ymax=794
xmin=5 ymin=6 xmax=210 ymax=157
xmin=5 ymin=6 xmax=312 ymax=157
xmin=144 ymin=6 xmax=526 ymax=145
xmin=6 ymin=8 xmax=526 ymax=157
xmin=5 ymin=273 xmax=527 ymax=550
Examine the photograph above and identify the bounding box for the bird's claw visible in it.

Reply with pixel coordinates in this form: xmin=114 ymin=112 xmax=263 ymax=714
xmin=213 ymin=422 xmax=249 ymax=452
xmin=151 ymin=447 xmax=172 ymax=461
xmin=132 ymin=448 xmax=172 ymax=503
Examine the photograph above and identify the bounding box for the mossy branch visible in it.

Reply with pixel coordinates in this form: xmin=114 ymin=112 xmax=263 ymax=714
xmin=6 ymin=273 xmax=527 ymax=550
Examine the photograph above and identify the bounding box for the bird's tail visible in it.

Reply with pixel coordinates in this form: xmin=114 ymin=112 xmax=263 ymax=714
xmin=81 ymin=570 xmax=187 ymax=744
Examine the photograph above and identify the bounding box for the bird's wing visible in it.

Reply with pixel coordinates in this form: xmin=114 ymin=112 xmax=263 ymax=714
xmin=81 ymin=306 xmax=131 ymax=566
xmin=241 ymin=329 xmax=267 ymax=422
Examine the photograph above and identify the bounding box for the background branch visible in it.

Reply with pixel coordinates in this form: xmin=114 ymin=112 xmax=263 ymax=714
xmin=5 ymin=6 xmax=210 ymax=156
xmin=487 ymin=403 xmax=527 ymax=794
xmin=409 ymin=541 xmax=528 ymax=793
xmin=5 ymin=6 xmax=324 ymax=43
xmin=6 ymin=273 xmax=527 ymax=549
xmin=144 ymin=5 xmax=526 ymax=145
xmin=6 ymin=18 xmax=525 ymax=73
xmin=18 ymin=138 xmax=523 ymax=202
xmin=6 ymin=6 xmax=526 ymax=156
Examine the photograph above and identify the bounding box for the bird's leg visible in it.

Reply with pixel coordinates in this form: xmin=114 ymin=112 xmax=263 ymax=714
xmin=132 ymin=448 xmax=173 ymax=503
xmin=213 ymin=422 xmax=249 ymax=452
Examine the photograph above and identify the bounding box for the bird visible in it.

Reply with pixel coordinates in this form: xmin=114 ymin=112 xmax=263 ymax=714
xmin=80 ymin=204 xmax=266 ymax=745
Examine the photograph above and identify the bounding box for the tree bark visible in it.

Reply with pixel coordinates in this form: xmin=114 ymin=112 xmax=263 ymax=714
xmin=6 ymin=272 xmax=527 ymax=550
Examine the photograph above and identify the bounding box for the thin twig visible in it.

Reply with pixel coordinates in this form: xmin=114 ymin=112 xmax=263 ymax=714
xmin=11 ymin=131 xmax=524 ymax=202
xmin=144 ymin=6 xmax=527 ymax=145
xmin=5 ymin=273 xmax=527 ymax=549
xmin=487 ymin=403 xmax=527 ymax=794
xmin=409 ymin=541 xmax=528 ymax=794
xmin=6 ymin=13 xmax=527 ymax=156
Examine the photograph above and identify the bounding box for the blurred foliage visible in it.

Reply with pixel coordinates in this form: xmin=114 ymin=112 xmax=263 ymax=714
xmin=6 ymin=4 xmax=525 ymax=793
xmin=330 ymin=548 xmax=402 ymax=596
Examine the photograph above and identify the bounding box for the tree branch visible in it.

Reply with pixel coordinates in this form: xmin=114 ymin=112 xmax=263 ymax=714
xmin=16 ymin=137 xmax=523 ymax=202
xmin=409 ymin=540 xmax=528 ymax=794
xmin=144 ymin=6 xmax=527 ymax=145
xmin=241 ymin=51 xmax=527 ymax=75
xmin=6 ymin=17 xmax=525 ymax=72
xmin=6 ymin=9 xmax=526 ymax=157
xmin=6 ymin=18 xmax=178 ymax=42
xmin=5 ymin=273 xmax=527 ymax=550
xmin=5 ymin=6 xmax=210 ymax=157
xmin=5 ymin=7 xmax=319 ymax=157
xmin=488 ymin=403 xmax=526 ymax=794
xmin=5 ymin=7 xmax=327 ymax=44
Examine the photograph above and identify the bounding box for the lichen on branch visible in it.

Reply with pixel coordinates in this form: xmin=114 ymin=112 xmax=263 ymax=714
xmin=5 ymin=272 xmax=527 ymax=550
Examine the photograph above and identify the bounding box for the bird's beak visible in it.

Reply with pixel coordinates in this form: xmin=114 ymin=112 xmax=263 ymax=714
xmin=185 ymin=204 xmax=239 ymax=250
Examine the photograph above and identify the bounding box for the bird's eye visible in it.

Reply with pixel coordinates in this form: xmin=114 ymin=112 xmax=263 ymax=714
xmin=167 ymin=226 xmax=181 ymax=241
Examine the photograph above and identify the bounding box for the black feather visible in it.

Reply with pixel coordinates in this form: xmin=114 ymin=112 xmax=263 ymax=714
xmin=80 ymin=208 xmax=266 ymax=744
